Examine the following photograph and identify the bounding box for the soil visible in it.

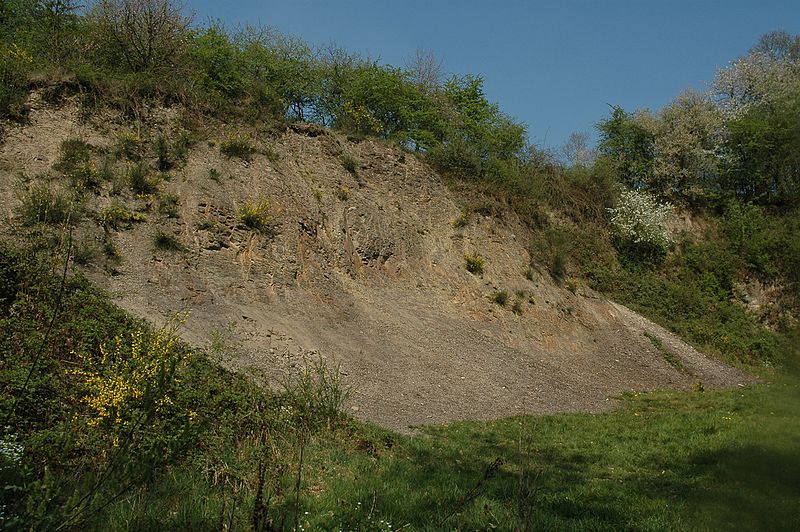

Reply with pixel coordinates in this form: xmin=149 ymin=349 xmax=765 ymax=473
xmin=0 ymin=95 xmax=754 ymax=433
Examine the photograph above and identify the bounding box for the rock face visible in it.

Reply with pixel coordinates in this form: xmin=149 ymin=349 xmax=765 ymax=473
xmin=0 ymin=98 xmax=753 ymax=432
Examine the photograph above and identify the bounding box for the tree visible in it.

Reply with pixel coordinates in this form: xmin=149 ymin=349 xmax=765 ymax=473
xmin=597 ymin=106 xmax=657 ymax=190
xmin=561 ymin=131 xmax=595 ymax=168
xmin=403 ymin=48 xmax=444 ymax=94
xmin=91 ymin=0 xmax=192 ymax=73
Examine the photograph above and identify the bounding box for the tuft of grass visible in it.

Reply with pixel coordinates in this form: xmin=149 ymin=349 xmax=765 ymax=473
xmin=15 ymin=183 xmax=72 ymax=226
xmin=550 ymin=251 xmax=568 ymax=284
xmin=524 ymin=266 xmax=534 ymax=281
xmin=152 ymin=229 xmax=184 ymax=252
xmin=511 ymin=300 xmax=524 ymax=315
xmin=464 ymin=254 xmax=484 ymax=275
xmin=237 ymin=198 xmax=271 ymax=231
xmin=220 ymin=134 xmax=254 ymax=160
xmin=491 ymin=290 xmax=509 ymax=306
xmin=128 ymin=163 xmax=159 ymax=195
xmin=340 ymin=154 xmax=359 ymax=175
xmin=115 ymin=132 xmax=141 ymax=161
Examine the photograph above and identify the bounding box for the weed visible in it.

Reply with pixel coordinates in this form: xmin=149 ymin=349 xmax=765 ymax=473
xmin=208 ymin=168 xmax=221 ymax=182
xmin=158 ymin=194 xmax=180 ymax=218
xmin=511 ymin=300 xmax=524 ymax=315
xmin=644 ymin=331 xmax=690 ymax=375
xmin=72 ymin=239 xmax=99 ymax=266
xmin=220 ymin=134 xmax=254 ymax=160
xmin=550 ymin=251 xmax=568 ymax=284
xmin=335 ymin=186 xmax=350 ymax=201
xmin=492 ymin=290 xmax=509 ymax=306
xmin=238 ymin=199 xmax=271 ymax=231
xmin=524 ymin=266 xmax=534 ymax=281
xmin=464 ymin=254 xmax=484 ymax=275
xmin=452 ymin=212 xmax=469 ymax=229
xmin=15 ymin=183 xmax=72 ymax=226
xmin=154 ymin=135 xmax=171 ymax=171
xmin=196 ymin=219 xmax=217 ymax=231
xmin=115 ymin=132 xmax=141 ymax=161
xmin=565 ymin=277 xmax=579 ymax=294
xmin=129 ymin=163 xmax=159 ymax=195
xmin=152 ymin=229 xmax=184 ymax=252
xmin=340 ymin=154 xmax=359 ymax=175
xmin=100 ymin=202 xmax=146 ymax=230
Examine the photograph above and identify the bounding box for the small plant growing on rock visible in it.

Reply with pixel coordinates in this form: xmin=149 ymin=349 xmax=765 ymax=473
xmin=115 ymin=132 xmax=141 ymax=161
xmin=340 ymin=154 xmax=359 ymax=175
xmin=335 ymin=186 xmax=350 ymax=201
xmin=16 ymin=183 xmax=72 ymax=226
xmin=452 ymin=212 xmax=469 ymax=229
xmin=101 ymin=202 xmax=146 ymax=230
xmin=220 ymin=134 xmax=254 ymax=161
xmin=238 ymin=198 xmax=271 ymax=231
xmin=158 ymin=193 xmax=180 ymax=218
xmin=464 ymin=254 xmax=484 ymax=275
xmin=152 ymin=229 xmax=183 ymax=251
xmin=492 ymin=290 xmax=509 ymax=306
xmin=129 ymin=163 xmax=159 ymax=195
xmin=511 ymin=300 xmax=524 ymax=315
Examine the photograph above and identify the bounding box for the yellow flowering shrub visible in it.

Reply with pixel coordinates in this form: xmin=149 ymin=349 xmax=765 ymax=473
xmin=71 ymin=318 xmax=188 ymax=431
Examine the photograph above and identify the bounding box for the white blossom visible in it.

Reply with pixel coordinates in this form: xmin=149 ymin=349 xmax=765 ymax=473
xmin=607 ymin=189 xmax=674 ymax=250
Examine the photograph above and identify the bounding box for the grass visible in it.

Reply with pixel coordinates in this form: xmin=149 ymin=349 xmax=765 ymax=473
xmin=152 ymin=229 xmax=184 ymax=251
xmin=645 ymin=331 xmax=691 ymax=375
xmin=491 ymin=290 xmax=509 ymax=306
xmin=340 ymin=154 xmax=359 ymax=175
xmin=464 ymin=253 xmax=484 ymax=275
xmin=128 ymin=163 xmax=159 ymax=195
xmin=220 ymin=134 xmax=254 ymax=161
xmin=2 ymin=241 xmax=799 ymax=531
xmin=15 ymin=183 xmax=73 ymax=226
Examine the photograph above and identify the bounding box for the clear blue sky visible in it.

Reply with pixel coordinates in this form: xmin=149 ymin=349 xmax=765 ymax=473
xmin=187 ymin=0 xmax=799 ymax=149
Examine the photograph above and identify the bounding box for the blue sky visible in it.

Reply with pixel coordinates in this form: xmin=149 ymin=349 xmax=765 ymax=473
xmin=187 ymin=0 xmax=799 ymax=149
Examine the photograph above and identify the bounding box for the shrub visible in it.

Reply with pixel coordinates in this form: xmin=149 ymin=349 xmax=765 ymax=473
xmin=54 ymin=139 xmax=104 ymax=191
xmin=511 ymin=299 xmax=524 ymax=315
xmin=340 ymin=154 xmax=359 ymax=175
xmin=0 ymin=42 xmax=33 ymax=118
xmin=237 ymin=198 xmax=271 ymax=231
xmin=220 ymin=134 xmax=254 ymax=160
xmin=128 ymin=163 xmax=159 ymax=194
xmin=550 ymin=251 xmax=568 ymax=284
xmin=607 ymin=189 xmax=673 ymax=251
xmin=452 ymin=212 xmax=469 ymax=228
xmin=152 ymin=229 xmax=183 ymax=251
xmin=491 ymin=290 xmax=509 ymax=306
xmin=335 ymin=186 xmax=350 ymax=201
xmin=15 ymin=183 xmax=72 ymax=226
xmin=464 ymin=254 xmax=484 ymax=275
xmin=115 ymin=132 xmax=142 ymax=160
xmin=101 ymin=202 xmax=146 ymax=229
xmin=158 ymin=193 xmax=179 ymax=218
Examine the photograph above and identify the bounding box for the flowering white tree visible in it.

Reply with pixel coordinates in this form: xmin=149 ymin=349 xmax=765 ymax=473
xmin=607 ymin=189 xmax=674 ymax=250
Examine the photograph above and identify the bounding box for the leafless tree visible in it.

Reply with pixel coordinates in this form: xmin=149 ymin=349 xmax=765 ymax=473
xmin=561 ymin=131 xmax=595 ymax=168
xmin=92 ymin=0 xmax=192 ymax=72
xmin=403 ymin=48 xmax=444 ymax=93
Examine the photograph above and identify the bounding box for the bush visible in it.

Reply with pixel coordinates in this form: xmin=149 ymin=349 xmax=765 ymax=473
xmin=220 ymin=134 xmax=254 ymax=160
xmin=464 ymin=254 xmax=484 ymax=275
xmin=15 ymin=183 xmax=72 ymax=226
xmin=237 ymin=198 xmax=271 ymax=231
xmin=607 ymin=189 xmax=673 ymax=251
xmin=340 ymin=154 xmax=359 ymax=175
xmin=491 ymin=290 xmax=509 ymax=306
xmin=128 ymin=163 xmax=159 ymax=194
xmin=101 ymin=202 xmax=146 ymax=229
xmin=158 ymin=193 xmax=179 ymax=218
xmin=0 ymin=42 xmax=33 ymax=118
xmin=152 ymin=229 xmax=183 ymax=251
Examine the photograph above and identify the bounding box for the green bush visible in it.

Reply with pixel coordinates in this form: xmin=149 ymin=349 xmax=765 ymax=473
xmin=129 ymin=163 xmax=159 ymax=195
xmin=491 ymin=290 xmax=509 ymax=306
xmin=464 ymin=253 xmax=484 ymax=275
xmin=15 ymin=183 xmax=72 ymax=226
xmin=237 ymin=198 xmax=271 ymax=231
xmin=152 ymin=229 xmax=184 ymax=251
xmin=220 ymin=134 xmax=254 ymax=160
xmin=101 ymin=202 xmax=146 ymax=230
xmin=0 ymin=42 xmax=32 ymax=118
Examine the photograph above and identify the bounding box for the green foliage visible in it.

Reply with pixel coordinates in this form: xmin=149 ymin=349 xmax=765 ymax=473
xmin=220 ymin=134 xmax=254 ymax=160
xmin=491 ymin=290 xmax=509 ymax=306
xmin=597 ymin=105 xmax=656 ymax=190
xmin=128 ymin=163 xmax=159 ymax=195
xmin=158 ymin=193 xmax=179 ymax=218
xmin=464 ymin=253 xmax=484 ymax=275
xmin=237 ymin=198 xmax=271 ymax=231
xmin=340 ymin=153 xmax=359 ymax=175
xmin=15 ymin=183 xmax=72 ymax=226
xmin=152 ymin=229 xmax=183 ymax=251
xmin=101 ymin=202 xmax=146 ymax=230
xmin=54 ymin=139 xmax=104 ymax=191
xmin=0 ymin=41 xmax=33 ymax=118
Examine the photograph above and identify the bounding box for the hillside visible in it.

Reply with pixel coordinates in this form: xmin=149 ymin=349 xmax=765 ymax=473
xmin=0 ymin=95 xmax=750 ymax=431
